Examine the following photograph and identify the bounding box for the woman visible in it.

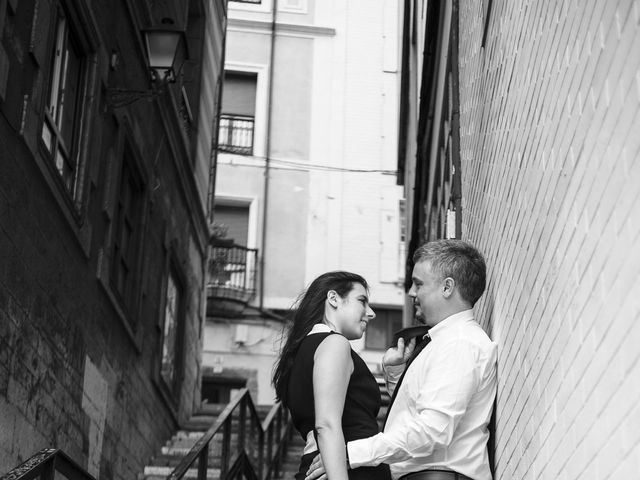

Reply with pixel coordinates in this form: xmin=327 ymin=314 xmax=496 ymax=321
xmin=273 ymin=271 xmax=391 ymax=480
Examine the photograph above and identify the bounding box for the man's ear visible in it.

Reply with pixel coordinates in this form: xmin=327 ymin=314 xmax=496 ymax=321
xmin=327 ymin=290 xmax=339 ymax=307
xmin=442 ymin=277 xmax=455 ymax=298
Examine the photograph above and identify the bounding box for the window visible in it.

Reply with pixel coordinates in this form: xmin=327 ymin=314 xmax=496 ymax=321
xmin=110 ymin=153 xmax=144 ymax=319
xmin=218 ymin=72 xmax=257 ymax=155
xmin=213 ymin=204 xmax=250 ymax=246
xmin=279 ymin=0 xmax=307 ymax=13
xmin=365 ymin=308 xmax=403 ymax=350
xmin=160 ymin=267 xmax=184 ymax=399
xmin=202 ymin=376 xmax=247 ymax=404
xmin=399 ymin=199 xmax=406 ymax=243
xmin=41 ymin=5 xmax=86 ymax=196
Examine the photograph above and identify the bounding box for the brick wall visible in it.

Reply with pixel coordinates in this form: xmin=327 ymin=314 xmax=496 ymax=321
xmin=458 ymin=0 xmax=640 ymax=478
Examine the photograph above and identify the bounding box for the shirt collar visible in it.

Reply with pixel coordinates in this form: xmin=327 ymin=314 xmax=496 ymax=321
xmin=308 ymin=323 xmax=333 ymax=335
xmin=428 ymin=309 xmax=474 ymax=340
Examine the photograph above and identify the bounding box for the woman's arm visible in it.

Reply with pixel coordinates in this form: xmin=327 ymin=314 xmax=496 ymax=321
xmin=313 ymin=334 xmax=354 ymax=480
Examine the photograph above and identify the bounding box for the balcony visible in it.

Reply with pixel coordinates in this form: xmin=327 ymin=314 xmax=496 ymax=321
xmin=207 ymin=240 xmax=258 ymax=317
xmin=217 ymin=114 xmax=254 ymax=155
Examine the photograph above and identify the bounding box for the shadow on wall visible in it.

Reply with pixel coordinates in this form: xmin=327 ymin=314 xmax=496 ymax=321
xmin=480 ymin=286 xmax=496 ymax=476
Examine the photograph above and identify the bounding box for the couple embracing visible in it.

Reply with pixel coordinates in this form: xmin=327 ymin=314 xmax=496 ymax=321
xmin=272 ymin=239 xmax=498 ymax=480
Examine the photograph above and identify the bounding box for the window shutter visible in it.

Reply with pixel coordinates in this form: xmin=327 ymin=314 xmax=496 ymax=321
xmin=214 ymin=205 xmax=250 ymax=247
xmin=221 ymin=72 xmax=257 ymax=117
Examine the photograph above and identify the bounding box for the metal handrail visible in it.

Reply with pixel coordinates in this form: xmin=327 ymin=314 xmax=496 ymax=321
xmin=0 ymin=449 xmax=97 ymax=480
xmin=167 ymin=388 xmax=293 ymax=480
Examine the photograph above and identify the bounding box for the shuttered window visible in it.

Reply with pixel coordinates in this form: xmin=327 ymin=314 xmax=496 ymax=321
xmin=213 ymin=204 xmax=250 ymax=247
xmin=219 ymin=72 xmax=257 ymax=155
xmin=222 ymin=71 xmax=257 ymax=116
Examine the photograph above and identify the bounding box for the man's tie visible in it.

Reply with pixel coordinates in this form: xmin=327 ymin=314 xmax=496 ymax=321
xmin=382 ymin=328 xmax=431 ymax=428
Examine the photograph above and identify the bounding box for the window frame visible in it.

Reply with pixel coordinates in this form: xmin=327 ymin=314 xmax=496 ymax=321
xmin=109 ymin=148 xmax=145 ymax=316
xmin=219 ymin=70 xmax=258 ymax=156
xmin=97 ymin=127 xmax=150 ymax=350
xmin=157 ymin=260 xmax=187 ymax=407
xmin=22 ymin=0 xmax=101 ymax=257
xmin=219 ymin=64 xmax=268 ymax=158
xmin=229 ymin=0 xmax=271 ymax=14
xmin=37 ymin=0 xmax=97 ymax=214
xmin=40 ymin=7 xmax=85 ymax=197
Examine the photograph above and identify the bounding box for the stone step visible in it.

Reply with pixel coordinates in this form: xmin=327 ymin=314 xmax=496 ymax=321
xmin=149 ymin=453 xmax=224 ymax=468
xmin=143 ymin=465 xmax=220 ymax=479
xmin=141 ymin=401 xmax=299 ymax=479
xmin=163 ymin=433 xmax=239 ymax=452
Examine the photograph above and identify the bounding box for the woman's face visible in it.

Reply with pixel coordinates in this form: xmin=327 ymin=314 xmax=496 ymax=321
xmin=332 ymin=283 xmax=376 ymax=340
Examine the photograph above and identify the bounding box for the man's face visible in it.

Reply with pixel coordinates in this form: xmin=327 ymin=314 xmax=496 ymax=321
xmin=408 ymin=260 xmax=443 ymax=327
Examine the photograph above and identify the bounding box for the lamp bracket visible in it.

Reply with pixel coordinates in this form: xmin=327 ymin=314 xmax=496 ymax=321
xmin=105 ymin=88 xmax=159 ymax=108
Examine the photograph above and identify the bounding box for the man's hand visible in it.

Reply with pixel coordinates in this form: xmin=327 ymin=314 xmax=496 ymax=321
xmin=305 ymin=453 xmax=327 ymax=480
xmin=383 ymin=337 xmax=416 ymax=367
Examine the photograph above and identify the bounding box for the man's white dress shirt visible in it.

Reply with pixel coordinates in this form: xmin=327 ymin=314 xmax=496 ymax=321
xmin=347 ymin=310 xmax=498 ymax=480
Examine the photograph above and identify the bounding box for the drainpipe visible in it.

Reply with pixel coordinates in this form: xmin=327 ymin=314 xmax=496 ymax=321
xmin=259 ymin=0 xmax=278 ymax=309
xmin=208 ymin=4 xmax=230 ymax=226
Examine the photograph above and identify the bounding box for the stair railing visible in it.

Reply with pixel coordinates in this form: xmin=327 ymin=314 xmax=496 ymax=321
xmin=0 ymin=448 xmax=97 ymax=480
xmin=167 ymin=388 xmax=293 ymax=480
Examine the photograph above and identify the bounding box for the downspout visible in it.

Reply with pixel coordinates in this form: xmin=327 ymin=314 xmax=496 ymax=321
xmin=450 ymin=0 xmax=462 ymax=238
xmin=259 ymin=0 xmax=278 ymax=309
xmin=208 ymin=1 xmax=229 ymax=225
xmin=203 ymin=1 xmax=229 ymax=339
xmin=396 ymin=0 xmax=412 ymax=187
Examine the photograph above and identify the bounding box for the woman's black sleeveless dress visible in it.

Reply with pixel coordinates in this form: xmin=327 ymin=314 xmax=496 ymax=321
xmin=287 ymin=332 xmax=391 ymax=480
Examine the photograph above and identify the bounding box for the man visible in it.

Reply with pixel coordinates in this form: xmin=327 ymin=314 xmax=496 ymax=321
xmin=307 ymin=239 xmax=497 ymax=480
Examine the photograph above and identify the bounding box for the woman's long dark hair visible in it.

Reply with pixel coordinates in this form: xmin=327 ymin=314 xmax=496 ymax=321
xmin=272 ymin=271 xmax=368 ymax=406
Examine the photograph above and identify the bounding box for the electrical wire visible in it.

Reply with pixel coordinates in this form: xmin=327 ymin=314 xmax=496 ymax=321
xmin=218 ymin=153 xmax=397 ymax=175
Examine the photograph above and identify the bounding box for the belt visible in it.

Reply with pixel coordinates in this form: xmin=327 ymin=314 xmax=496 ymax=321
xmin=399 ymin=469 xmax=473 ymax=480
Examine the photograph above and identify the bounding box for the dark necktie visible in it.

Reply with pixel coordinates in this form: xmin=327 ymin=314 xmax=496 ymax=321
xmin=382 ymin=330 xmax=431 ymax=428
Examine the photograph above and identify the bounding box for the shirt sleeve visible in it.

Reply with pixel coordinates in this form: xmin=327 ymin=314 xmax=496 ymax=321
xmin=382 ymin=362 xmax=405 ymax=397
xmin=348 ymin=339 xmax=482 ymax=467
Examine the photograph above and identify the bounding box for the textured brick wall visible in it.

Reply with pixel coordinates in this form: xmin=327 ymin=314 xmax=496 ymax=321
xmin=458 ymin=0 xmax=640 ymax=478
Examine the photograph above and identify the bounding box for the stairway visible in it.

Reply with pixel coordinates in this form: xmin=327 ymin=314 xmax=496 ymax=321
xmin=274 ymin=434 xmax=305 ymax=478
xmin=141 ymin=377 xmax=389 ymax=480
xmin=141 ymin=402 xmax=273 ymax=480
xmin=376 ymin=373 xmax=391 ymax=431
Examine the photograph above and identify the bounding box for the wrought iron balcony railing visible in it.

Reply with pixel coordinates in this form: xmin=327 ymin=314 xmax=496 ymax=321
xmin=208 ymin=240 xmax=258 ymax=306
xmin=218 ymin=114 xmax=254 ymax=155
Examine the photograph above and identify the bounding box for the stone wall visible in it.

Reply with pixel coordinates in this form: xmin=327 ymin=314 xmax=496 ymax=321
xmin=0 ymin=0 xmax=224 ymax=477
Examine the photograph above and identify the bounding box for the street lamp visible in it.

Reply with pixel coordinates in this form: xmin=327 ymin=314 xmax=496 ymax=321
xmin=106 ymin=23 xmax=185 ymax=108
xmin=143 ymin=25 xmax=183 ymax=84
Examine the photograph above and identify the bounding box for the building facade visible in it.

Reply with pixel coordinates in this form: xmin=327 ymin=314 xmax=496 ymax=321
xmin=205 ymin=0 xmax=406 ymax=406
xmin=399 ymin=0 xmax=640 ymax=478
xmin=0 ymin=0 xmax=227 ymax=478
